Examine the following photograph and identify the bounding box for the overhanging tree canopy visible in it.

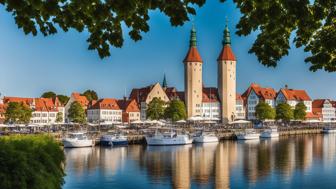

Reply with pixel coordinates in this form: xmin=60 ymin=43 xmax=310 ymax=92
xmin=1 ymin=0 xmax=335 ymax=71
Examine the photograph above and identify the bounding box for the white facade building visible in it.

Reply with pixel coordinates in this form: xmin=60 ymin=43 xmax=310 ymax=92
xmin=276 ymin=88 xmax=312 ymax=113
xmin=312 ymin=99 xmax=336 ymax=121
xmin=87 ymin=98 xmax=122 ymax=123
xmin=242 ymin=83 xmax=277 ymax=120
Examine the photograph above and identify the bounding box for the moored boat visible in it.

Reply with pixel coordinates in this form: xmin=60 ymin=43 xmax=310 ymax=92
xmin=260 ymin=127 xmax=279 ymax=138
xmin=322 ymin=127 xmax=336 ymax=134
xmin=193 ymin=131 xmax=219 ymax=143
xmin=62 ymin=132 xmax=93 ymax=148
xmin=145 ymin=130 xmax=193 ymax=146
xmin=236 ymin=129 xmax=260 ymax=140
xmin=100 ymin=133 xmax=128 ymax=146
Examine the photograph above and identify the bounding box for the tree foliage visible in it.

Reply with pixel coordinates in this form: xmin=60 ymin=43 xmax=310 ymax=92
xmin=275 ymin=102 xmax=293 ymax=122
xmin=55 ymin=112 xmax=63 ymax=123
xmin=68 ymin=101 xmax=86 ymax=124
xmin=255 ymin=101 xmax=275 ymax=121
xmin=1 ymin=0 xmax=334 ymax=71
xmin=294 ymin=102 xmax=307 ymax=120
xmin=41 ymin=91 xmax=56 ymax=99
xmin=146 ymin=97 xmax=165 ymax=120
xmin=164 ymin=100 xmax=187 ymax=122
xmin=0 ymin=135 xmax=65 ymax=189
xmin=82 ymin=90 xmax=98 ymax=101
xmin=4 ymin=102 xmax=32 ymax=124
xmin=56 ymin=95 xmax=69 ymax=105
xmin=234 ymin=0 xmax=336 ymax=72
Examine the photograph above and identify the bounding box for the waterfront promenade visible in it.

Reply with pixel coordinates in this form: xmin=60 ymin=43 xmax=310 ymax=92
xmin=1 ymin=122 xmax=335 ymax=144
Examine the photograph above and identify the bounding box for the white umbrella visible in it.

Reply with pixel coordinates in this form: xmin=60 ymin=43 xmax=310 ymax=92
xmin=176 ymin=120 xmax=186 ymax=123
xmin=302 ymin=120 xmax=321 ymax=123
xmin=131 ymin=120 xmax=143 ymax=124
xmin=188 ymin=116 xmax=203 ymax=121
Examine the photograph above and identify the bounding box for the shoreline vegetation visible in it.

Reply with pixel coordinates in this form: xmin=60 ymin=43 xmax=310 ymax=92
xmin=0 ymin=135 xmax=65 ymax=189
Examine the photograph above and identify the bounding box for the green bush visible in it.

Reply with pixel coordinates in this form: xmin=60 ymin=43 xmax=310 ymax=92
xmin=0 ymin=135 xmax=65 ymax=189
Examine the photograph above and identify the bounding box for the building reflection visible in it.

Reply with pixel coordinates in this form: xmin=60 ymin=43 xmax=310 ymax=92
xmin=64 ymin=134 xmax=335 ymax=188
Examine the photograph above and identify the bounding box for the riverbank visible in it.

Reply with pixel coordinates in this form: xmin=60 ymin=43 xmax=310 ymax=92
xmin=2 ymin=124 xmax=331 ymax=144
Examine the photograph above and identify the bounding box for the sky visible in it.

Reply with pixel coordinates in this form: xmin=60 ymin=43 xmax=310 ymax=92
xmin=1 ymin=1 xmax=336 ymax=100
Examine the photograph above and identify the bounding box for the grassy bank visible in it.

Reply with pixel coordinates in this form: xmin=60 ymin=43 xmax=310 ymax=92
xmin=0 ymin=135 xmax=65 ymax=189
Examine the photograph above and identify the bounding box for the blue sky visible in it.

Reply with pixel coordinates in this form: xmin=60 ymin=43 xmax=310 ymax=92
xmin=0 ymin=1 xmax=335 ymax=100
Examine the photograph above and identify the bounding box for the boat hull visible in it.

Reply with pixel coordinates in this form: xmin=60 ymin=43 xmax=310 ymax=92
xmin=236 ymin=134 xmax=260 ymax=140
xmin=260 ymin=132 xmax=279 ymax=138
xmin=62 ymin=139 xmax=93 ymax=148
xmin=146 ymin=136 xmax=193 ymax=146
xmin=322 ymin=129 xmax=336 ymax=134
xmin=193 ymin=136 xmax=219 ymax=143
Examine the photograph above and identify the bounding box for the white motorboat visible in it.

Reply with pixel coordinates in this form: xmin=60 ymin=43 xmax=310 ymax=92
xmin=193 ymin=131 xmax=219 ymax=143
xmin=236 ymin=129 xmax=260 ymax=140
xmin=260 ymin=127 xmax=279 ymax=138
xmin=100 ymin=133 xmax=128 ymax=146
xmin=62 ymin=132 xmax=93 ymax=148
xmin=322 ymin=127 xmax=336 ymax=134
xmin=145 ymin=130 xmax=193 ymax=146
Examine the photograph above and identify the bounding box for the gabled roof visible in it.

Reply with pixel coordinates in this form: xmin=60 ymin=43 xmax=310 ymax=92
xmin=183 ymin=47 xmax=203 ymax=63
xmin=217 ymin=45 xmax=236 ymax=61
xmin=89 ymin=98 xmax=120 ymax=110
xmin=279 ymin=88 xmax=311 ymax=101
xmin=34 ymin=98 xmax=58 ymax=112
xmin=129 ymin=85 xmax=154 ymax=103
xmin=71 ymin=92 xmax=89 ymax=107
xmin=312 ymin=99 xmax=329 ymax=108
xmin=236 ymin=93 xmax=243 ymax=101
xmin=3 ymin=97 xmax=34 ymax=105
xmin=202 ymin=87 xmax=220 ymax=103
xmin=117 ymin=98 xmax=140 ymax=112
xmin=242 ymin=83 xmax=276 ymax=100
xmin=165 ymin=87 xmax=185 ymax=101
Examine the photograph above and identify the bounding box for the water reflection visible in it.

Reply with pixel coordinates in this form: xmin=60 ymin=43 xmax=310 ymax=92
xmin=64 ymin=134 xmax=336 ymax=189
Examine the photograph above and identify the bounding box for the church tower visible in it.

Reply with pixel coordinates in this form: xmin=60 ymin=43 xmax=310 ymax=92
xmin=217 ymin=22 xmax=236 ymax=123
xmin=184 ymin=25 xmax=203 ymax=118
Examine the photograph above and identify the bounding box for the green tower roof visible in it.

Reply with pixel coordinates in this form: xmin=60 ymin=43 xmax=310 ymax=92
xmin=222 ymin=18 xmax=231 ymax=45
xmin=190 ymin=24 xmax=197 ymax=47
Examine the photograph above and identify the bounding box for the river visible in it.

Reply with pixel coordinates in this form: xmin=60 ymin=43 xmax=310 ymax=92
xmin=63 ymin=134 xmax=336 ymax=189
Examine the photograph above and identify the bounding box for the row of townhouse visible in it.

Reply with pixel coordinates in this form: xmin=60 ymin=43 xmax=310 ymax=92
xmin=64 ymin=92 xmax=141 ymax=124
xmin=0 ymin=96 xmax=65 ymax=125
xmin=242 ymin=83 xmax=336 ymax=121
xmin=128 ymin=82 xmax=246 ymax=121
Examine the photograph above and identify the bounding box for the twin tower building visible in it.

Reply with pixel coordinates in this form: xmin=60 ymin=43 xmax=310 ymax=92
xmin=183 ymin=24 xmax=236 ymax=123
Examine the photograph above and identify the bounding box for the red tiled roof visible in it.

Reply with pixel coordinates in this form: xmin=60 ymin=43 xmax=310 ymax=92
xmin=129 ymin=85 xmax=153 ymax=103
xmin=117 ymin=98 xmax=140 ymax=112
xmin=165 ymin=87 xmax=185 ymax=101
xmin=305 ymin=112 xmax=321 ymax=119
xmin=236 ymin=93 xmax=243 ymax=101
xmin=312 ymin=99 xmax=329 ymax=108
xmin=71 ymin=92 xmax=89 ymax=107
xmin=34 ymin=98 xmax=58 ymax=112
xmin=4 ymin=97 xmax=61 ymax=112
xmin=242 ymin=83 xmax=276 ymax=100
xmin=183 ymin=47 xmax=203 ymax=63
xmin=202 ymin=87 xmax=220 ymax=103
xmin=280 ymin=89 xmax=311 ymax=101
xmin=3 ymin=97 xmax=34 ymax=105
xmin=89 ymin=98 xmax=120 ymax=110
xmin=217 ymin=45 xmax=236 ymax=61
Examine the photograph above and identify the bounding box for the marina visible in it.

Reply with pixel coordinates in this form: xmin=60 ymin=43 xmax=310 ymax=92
xmin=63 ymin=134 xmax=336 ymax=189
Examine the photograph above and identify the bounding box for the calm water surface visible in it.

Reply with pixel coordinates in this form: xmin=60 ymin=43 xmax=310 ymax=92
xmin=63 ymin=134 xmax=336 ymax=189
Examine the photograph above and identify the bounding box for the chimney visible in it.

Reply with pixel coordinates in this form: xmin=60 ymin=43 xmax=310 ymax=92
xmin=285 ymin=84 xmax=288 ymax=89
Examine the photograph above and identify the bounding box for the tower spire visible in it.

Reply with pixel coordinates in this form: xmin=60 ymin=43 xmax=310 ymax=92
xmin=223 ymin=17 xmax=231 ymax=45
xmin=190 ymin=24 xmax=197 ymax=47
xmin=162 ymin=73 xmax=167 ymax=88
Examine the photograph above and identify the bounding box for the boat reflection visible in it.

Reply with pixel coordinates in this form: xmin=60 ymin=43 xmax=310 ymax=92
xmin=64 ymin=134 xmax=336 ymax=189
